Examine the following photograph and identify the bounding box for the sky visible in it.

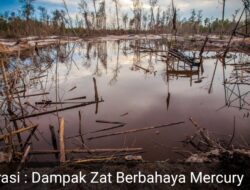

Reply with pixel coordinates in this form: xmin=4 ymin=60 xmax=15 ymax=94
xmin=0 ymin=0 xmax=245 ymax=22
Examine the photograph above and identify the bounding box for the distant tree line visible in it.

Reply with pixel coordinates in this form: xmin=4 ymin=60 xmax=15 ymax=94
xmin=0 ymin=0 xmax=249 ymax=37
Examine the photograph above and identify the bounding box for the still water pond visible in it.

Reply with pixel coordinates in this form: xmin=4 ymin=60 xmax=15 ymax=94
xmin=16 ymin=39 xmax=250 ymax=161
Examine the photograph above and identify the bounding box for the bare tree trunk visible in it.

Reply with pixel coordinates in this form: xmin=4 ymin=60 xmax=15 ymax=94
xmin=220 ymin=0 xmax=226 ymax=37
xmin=245 ymin=9 xmax=248 ymax=34
xmin=92 ymin=0 xmax=97 ymax=29
xmin=222 ymin=0 xmax=226 ymax=21
xmin=114 ymin=0 xmax=120 ymax=30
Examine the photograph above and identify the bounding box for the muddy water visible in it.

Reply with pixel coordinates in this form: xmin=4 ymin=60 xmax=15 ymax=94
xmin=15 ymin=39 xmax=250 ymax=161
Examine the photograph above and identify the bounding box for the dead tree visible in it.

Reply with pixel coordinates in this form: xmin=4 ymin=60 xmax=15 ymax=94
xmin=112 ymin=0 xmax=120 ymax=30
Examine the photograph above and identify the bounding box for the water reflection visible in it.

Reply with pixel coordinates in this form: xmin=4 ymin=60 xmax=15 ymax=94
xmin=1 ymin=38 xmax=250 ymax=161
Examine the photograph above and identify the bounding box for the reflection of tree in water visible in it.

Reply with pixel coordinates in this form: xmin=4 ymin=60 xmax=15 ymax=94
xmin=122 ymin=40 xmax=129 ymax=56
xmin=93 ymin=41 xmax=108 ymax=77
xmin=109 ymin=41 xmax=122 ymax=85
xmin=55 ymin=43 xmax=69 ymax=63
xmin=130 ymin=40 xmax=141 ymax=71
xmin=147 ymin=51 xmax=155 ymax=75
xmin=93 ymin=55 xmax=102 ymax=77
xmin=77 ymin=42 xmax=90 ymax=69
xmin=97 ymin=41 xmax=107 ymax=71
xmin=23 ymin=43 xmax=76 ymax=91
xmin=82 ymin=42 xmax=93 ymax=68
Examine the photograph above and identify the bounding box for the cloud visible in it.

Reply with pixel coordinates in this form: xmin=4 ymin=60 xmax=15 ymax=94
xmin=37 ymin=0 xmax=244 ymax=22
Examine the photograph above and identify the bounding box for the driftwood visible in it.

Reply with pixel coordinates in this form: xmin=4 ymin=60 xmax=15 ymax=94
xmin=11 ymin=100 xmax=104 ymax=121
xmin=59 ymin=118 xmax=66 ymax=163
xmin=189 ymin=117 xmax=216 ymax=148
xmin=88 ymin=122 xmax=184 ymax=140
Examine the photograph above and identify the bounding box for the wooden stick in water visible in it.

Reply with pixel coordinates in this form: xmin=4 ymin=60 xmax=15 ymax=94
xmin=0 ymin=125 xmax=37 ymax=141
xmin=17 ymin=145 xmax=31 ymax=171
xmin=49 ymin=125 xmax=58 ymax=159
xmin=65 ymin=96 xmax=86 ymax=101
xmin=189 ymin=117 xmax=215 ymax=147
xmin=88 ymin=122 xmax=184 ymax=140
xmin=22 ymin=125 xmax=38 ymax=151
xmin=78 ymin=111 xmax=85 ymax=145
xmin=96 ymin=120 xmax=125 ymax=125
xmin=11 ymin=100 xmax=104 ymax=121
xmin=134 ymin=64 xmax=150 ymax=72
xmin=93 ymin=77 xmax=99 ymax=114
xmin=59 ymin=118 xmax=66 ymax=163
xmin=90 ymin=124 xmax=125 ymax=134
xmin=35 ymin=101 xmax=89 ymax=105
xmin=68 ymin=86 xmax=77 ymax=92
xmin=14 ymin=92 xmax=49 ymax=98
xmin=120 ymin=112 xmax=128 ymax=117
